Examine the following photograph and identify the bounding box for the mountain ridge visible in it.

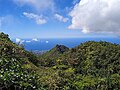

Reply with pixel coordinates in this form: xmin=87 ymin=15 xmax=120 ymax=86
xmin=0 ymin=32 xmax=120 ymax=90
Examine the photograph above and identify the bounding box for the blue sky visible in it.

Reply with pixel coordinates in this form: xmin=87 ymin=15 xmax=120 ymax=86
xmin=0 ymin=0 xmax=119 ymax=39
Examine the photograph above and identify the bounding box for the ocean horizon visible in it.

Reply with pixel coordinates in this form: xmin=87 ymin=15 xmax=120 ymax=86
xmin=12 ymin=37 xmax=120 ymax=51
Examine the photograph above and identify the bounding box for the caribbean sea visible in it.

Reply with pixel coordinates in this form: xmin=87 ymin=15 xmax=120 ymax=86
xmin=12 ymin=37 xmax=120 ymax=51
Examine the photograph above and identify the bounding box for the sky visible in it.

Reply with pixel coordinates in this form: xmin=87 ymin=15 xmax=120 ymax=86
xmin=0 ymin=0 xmax=120 ymax=39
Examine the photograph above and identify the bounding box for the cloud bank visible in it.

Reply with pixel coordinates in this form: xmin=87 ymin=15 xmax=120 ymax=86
xmin=54 ymin=14 xmax=69 ymax=23
xmin=69 ymin=0 xmax=120 ymax=35
xmin=45 ymin=41 xmax=49 ymax=43
xmin=23 ymin=12 xmax=47 ymax=25
xmin=26 ymin=41 xmax=31 ymax=43
xmin=16 ymin=38 xmax=24 ymax=44
xmin=32 ymin=38 xmax=39 ymax=42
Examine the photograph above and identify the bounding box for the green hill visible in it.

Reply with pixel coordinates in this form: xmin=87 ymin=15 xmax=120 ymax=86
xmin=0 ymin=32 xmax=39 ymax=89
xmin=38 ymin=41 xmax=120 ymax=90
xmin=0 ymin=32 xmax=120 ymax=90
xmin=38 ymin=44 xmax=69 ymax=67
xmin=42 ymin=44 xmax=69 ymax=57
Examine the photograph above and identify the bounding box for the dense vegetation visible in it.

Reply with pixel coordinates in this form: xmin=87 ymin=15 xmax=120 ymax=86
xmin=38 ymin=44 xmax=69 ymax=67
xmin=37 ymin=41 xmax=120 ymax=90
xmin=0 ymin=32 xmax=120 ymax=90
xmin=0 ymin=32 xmax=40 ymax=89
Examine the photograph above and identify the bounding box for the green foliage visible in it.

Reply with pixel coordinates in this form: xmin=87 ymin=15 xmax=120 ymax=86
xmin=0 ymin=32 xmax=120 ymax=90
xmin=0 ymin=33 xmax=39 ymax=89
xmin=0 ymin=58 xmax=38 ymax=89
xmin=38 ymin=45 xmax=69 ymax=67
xmin=37 ymin=41 xmax=120 ymax=90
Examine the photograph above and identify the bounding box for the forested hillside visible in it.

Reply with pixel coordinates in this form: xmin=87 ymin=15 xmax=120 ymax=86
xmin=0 ymin=32 xmax=120 ymax=90
xmin=38 ymin=41 xmax=120 ymax=90
xmin=0 ymin=32 xmax=39 ymax=89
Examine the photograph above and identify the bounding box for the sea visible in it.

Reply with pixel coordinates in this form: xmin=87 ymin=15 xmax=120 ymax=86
xmin=12 ymin=37 xmax=120 ymax=51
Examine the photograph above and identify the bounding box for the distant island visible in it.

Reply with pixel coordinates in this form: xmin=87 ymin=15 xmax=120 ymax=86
xmin=0 ymin=32 xmax=120 ymax=90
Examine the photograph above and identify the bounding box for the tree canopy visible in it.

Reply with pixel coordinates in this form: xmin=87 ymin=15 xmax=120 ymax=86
xmin=0 ymin=32 xmax=120 ymax=90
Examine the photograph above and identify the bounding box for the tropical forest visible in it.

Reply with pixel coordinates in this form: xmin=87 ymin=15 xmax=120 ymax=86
xmin=0 ymin=32 xmax=120 ymax=90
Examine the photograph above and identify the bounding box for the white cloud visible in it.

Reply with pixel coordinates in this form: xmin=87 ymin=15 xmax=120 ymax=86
xmin=16 ymin=38 xmax=24 ymax=44
xmin=16 ymin=38 xmax=21 ymax=43
xmin=69 ymin=0 xmax=120 ymax=35
xmin=26 ymin=41 xmax=31 ymax=43
xmin=13 ymin=0 xmax=54 ymax=11
xmin=23 ymin=12 xmax=47 ymax=25
xmin=54 ymin=14 xmax=69 ymax=23
xmin=45 ymin=41 xmax=49 ymax=43
xmin=32 ymin=38 xmax=39 ymax=42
